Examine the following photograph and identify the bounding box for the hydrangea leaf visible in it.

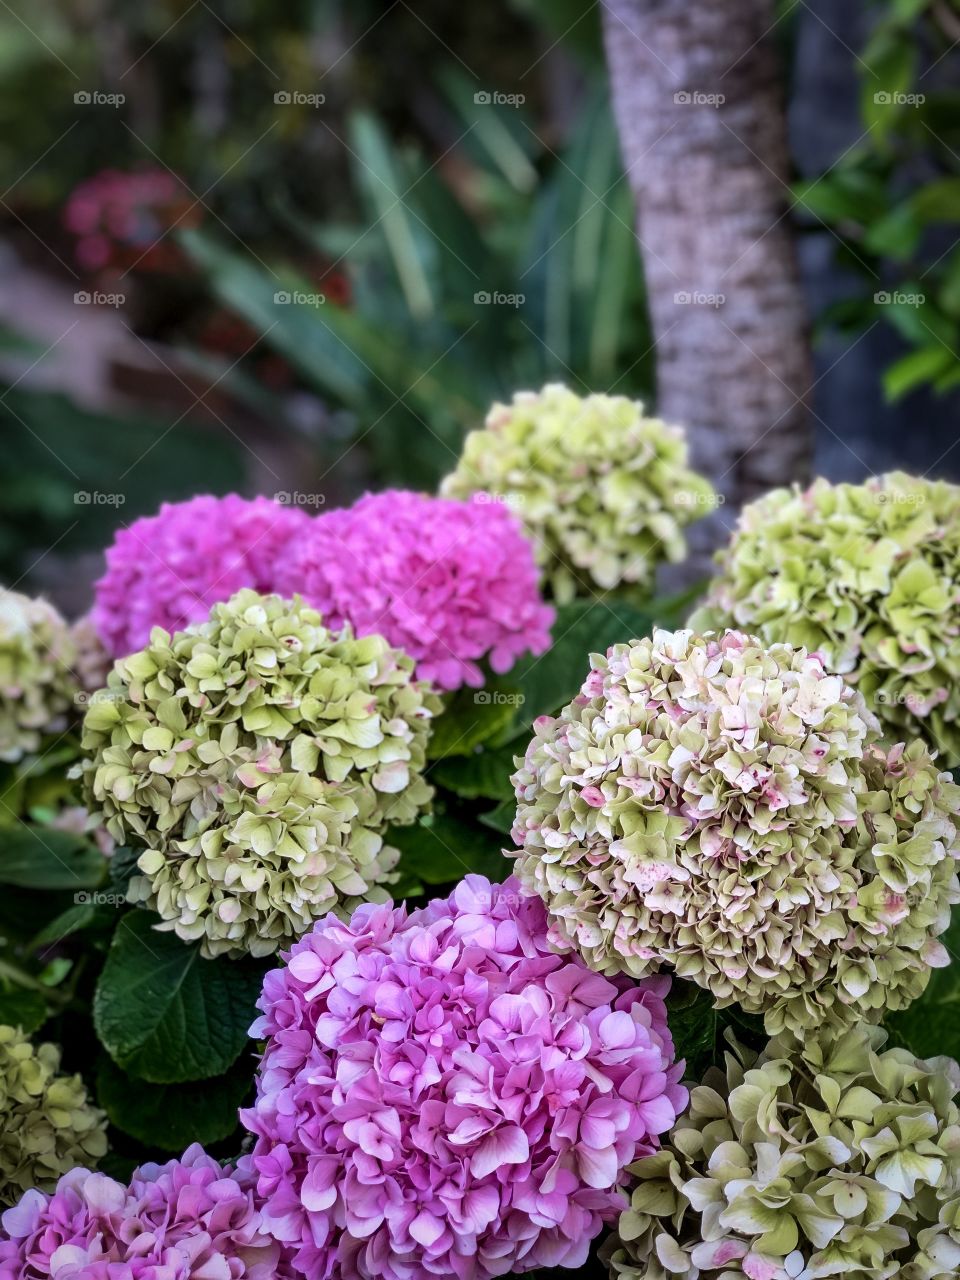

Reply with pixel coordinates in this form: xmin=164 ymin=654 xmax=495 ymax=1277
xmin=96 ymin=1055 xmax=251 ymax=1150
xmin=93 ymin=910 xmax=264 ymax=1083
xmin=0 ymin=826 xmax=106 ymax=891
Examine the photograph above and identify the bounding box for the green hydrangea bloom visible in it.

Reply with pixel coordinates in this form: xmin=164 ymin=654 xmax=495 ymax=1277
xmin=511 ymin=628 xmax=960 ymax=1033
xmin=0 ymin=1024 xmax=107 ymax=1205
xmin=603 ymin=1023 xmax=960 ymax=1280
xmin=441 ymin=384 xmax=716 ymax=601
xmin=691 ymin=472 xmax=960 ymax=759
xmin=79 ymin=590 xmax=441 ymax=957
xmin=0 ymin=589 xmax=78 ymax=763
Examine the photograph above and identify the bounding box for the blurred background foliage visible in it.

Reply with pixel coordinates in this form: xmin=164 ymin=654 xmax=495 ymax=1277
xmin=0 ymin=0 xmax=957 ymax=595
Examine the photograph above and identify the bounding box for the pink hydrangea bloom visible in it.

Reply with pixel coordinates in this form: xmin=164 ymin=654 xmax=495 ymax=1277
xmin=93 ymin=494 xmax=311 ymax=657
xmin=0 ymin=1143 xmax=295 ymax=1280
xmin=273 ymin=490 xmax=554 ymax=690
xmin=241 ymin=874 xmax=687 ymax=1280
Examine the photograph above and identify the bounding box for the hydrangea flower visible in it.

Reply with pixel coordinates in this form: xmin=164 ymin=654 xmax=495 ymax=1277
xmin=274 ymin=489 xmax=554 ymax=691
xmin=441 ymin=384 xmax=715 ymax=602
xmin=0 ymin=1025 xmax=107 ymax=1206
xmin=79 ymin=590 xmax=440 ymax=957
xmin=0 ymin=590 xmax=78 ymax=763
xmin=603 ymin=1022 xmax=960 ymax=1280
xmin=69 ymin=613 xmax=112 ymax=696
xmin=511 ymin=628 xmax=960 ymax=1034
xmin=691 ymin=472 xmax=960 ymax=759
xmin=241 ymin=874 xmax=687 ymax=1280
xmin=0 ymin=1143 xmax=296 ymax=1279
xmin=92 ymin=493 xmax=311 ymax=658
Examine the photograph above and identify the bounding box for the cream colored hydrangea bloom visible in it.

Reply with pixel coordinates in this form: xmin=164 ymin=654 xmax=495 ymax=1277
xmin=511 ymin=628 xmax=960 ymax=1033
xmin=442 ymin=384 xmax=715 ymax=601
xmin=0 ymin=1025 xmax=107 ymax=1205
xmin=79 ymin=590 xmax=441 ymax=957
xmin=692 ymin=472 xmax=960 ymax=759
xmin=0 ymin=590 xmax=77 ymax=763
xmin=603 ymin=1023 xmax=960 ymax=1280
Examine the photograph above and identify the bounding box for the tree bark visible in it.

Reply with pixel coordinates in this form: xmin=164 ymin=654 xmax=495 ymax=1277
xmin=602 ymin=0 xmax=812 ymax=529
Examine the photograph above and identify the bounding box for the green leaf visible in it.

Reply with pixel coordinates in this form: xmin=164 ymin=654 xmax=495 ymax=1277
xmin=96 ymin=1056 xmax=252 ymax=1150
xmin=428 ymin=682 xmax=524 ymax=760
xmin=94 ymin=912 xmax=264 ymax=1083
xmin=478 ymin=799 xmax=517 ymax=836
xmin=389 ymin=813 xmax=509 ymax=887
xmin=0 ymin=987 xmax=48 ymax=1033
xmin=30 ymin=901 xmax=97 ymax=949
xmin=911 ymin=178 xmax=960 ymax=223
xmin=430 ymin=742 xmax=519 ymax=801
xmin=885 ymin=912 xmax=960 ymax=1059
xmin=883 ymin=345 xmax=953 ymax=400
xmin=0 ymin=826 xmax=107 ymax=891
xmin=510 ymin=598 xmax=657 ymax=724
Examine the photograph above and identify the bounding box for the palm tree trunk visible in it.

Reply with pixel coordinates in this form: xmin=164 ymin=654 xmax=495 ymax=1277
xmin=602 ymin=0 xmax=812 ymax=525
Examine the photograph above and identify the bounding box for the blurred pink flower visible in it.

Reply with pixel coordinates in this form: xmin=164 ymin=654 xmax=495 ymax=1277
xmin=241 ymin=874 xmax=687 ymax=1280
xmin=275 ymin=489 xmax=554 ymax=690
xmin=92 ymin=493 xmax=311 ymax=657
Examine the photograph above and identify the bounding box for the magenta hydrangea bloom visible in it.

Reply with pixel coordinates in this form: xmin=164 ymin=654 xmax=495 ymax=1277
xmin=273 ymin=490 xmax=554 ymax=690
xmin=92 ymin=494 xmax=311 ymax=657
xmin=0 ymin=1143 xmax=295 ymax=1280
xmin=241 ymin=874 xmax=687 ymax=1280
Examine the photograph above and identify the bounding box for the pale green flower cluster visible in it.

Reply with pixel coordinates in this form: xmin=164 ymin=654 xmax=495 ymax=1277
xmin=603 ymin=1023 xmax=960 ymax=1280
xmin=692 ymin=472 xmax=960 ymax=759
xmin=511 ymin=628 xmax=960 ymax=1033
xmin=441 ymin=384 xmax=715 ymax=601
xmin=0 ymin=1024 xmax=107 ymax=1205
xmin=0 ymin=589 xmax=78 ymax=763
xmin=79 ymin=590 xmax=441 ymax=957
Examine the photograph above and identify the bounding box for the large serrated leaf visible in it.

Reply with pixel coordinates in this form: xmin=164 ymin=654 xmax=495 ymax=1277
xmin=96 ymin=1056 xmax=252 ymax=1150
xmin=0 ymin=826 xmax=107 ymax=891
xmin=389 ymin=813 xmax=509 ymax=888
xmin=94 ymin=912 xmax=264 ymax=1083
